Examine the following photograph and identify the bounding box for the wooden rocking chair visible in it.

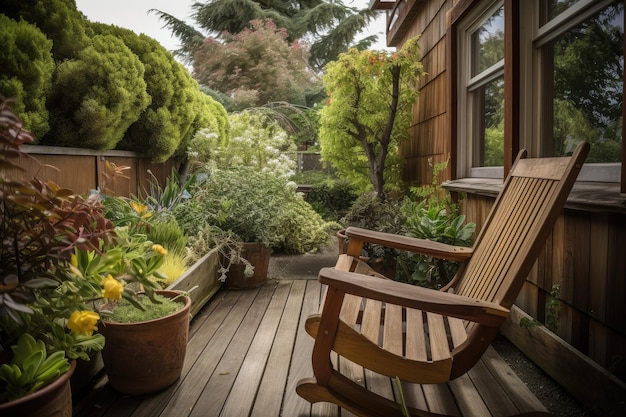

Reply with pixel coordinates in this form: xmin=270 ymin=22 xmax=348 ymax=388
xmin=296 ymin=142 xmax=589 ymax=417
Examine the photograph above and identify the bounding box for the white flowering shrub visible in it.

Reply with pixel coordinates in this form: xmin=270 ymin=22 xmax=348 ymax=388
xmin=189 ymin=110 xmax=297 ymax=180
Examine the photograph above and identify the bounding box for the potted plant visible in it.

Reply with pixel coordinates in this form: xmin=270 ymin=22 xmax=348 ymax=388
xmin=173 ymin=167 xmax=283 ymax=288
xmin=0 ymin=98 xmax=190 ymax=410
xmin=183 ymin=113 xmax=334 ymax=289
xmin=74 ymin=191 xmax=193 ymax=395
xmin=67 ymin=237 xmax=191 ymax=396
xmin=0 ymin=98 xmax=111 ymax=416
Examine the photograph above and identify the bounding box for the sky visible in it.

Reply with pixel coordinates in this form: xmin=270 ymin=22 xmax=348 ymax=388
xmin=74 ymin=0 xmax=391 ymax=55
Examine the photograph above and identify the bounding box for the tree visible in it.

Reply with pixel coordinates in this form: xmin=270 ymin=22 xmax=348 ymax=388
xmin=192 ymin=19 xmax=317 ymax=108
xmin=319 ymin=36 xmax=424 ymax=198
xmin=551 ymin=2 xmax=623 ymax=162
xmin=151 ymin=0 xmax=378 ymax=70
xmin=90 ymin=23 xmax=220 ymax=162
xmin=0 ymin=15 xmax=54 ymax=139
xmin=0 ymin=0 xmax=90 ymax=60
xmin=45 ymin=34 xmax=150 ymax=150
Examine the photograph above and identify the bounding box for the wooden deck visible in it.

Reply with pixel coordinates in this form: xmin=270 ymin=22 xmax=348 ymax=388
xmin=73 ymin=279 xmax=549 ymax=417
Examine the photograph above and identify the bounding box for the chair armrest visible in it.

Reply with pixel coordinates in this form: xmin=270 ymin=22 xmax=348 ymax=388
xmin=318 ymin=267 xmax=508 ymax=327
xmin=345 ymin=226 xmax=473 ymax=262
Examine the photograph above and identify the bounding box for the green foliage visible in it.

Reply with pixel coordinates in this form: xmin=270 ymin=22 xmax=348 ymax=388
xmin=89 ymin=23 xmax=202 ymax=162
xmin=546 ymin=284 xmax=561 ymax=332
xmin=341 ymin=192 xmax=407 ymax=264
xmin=277 ymin=196 xmax=339 ymax=254
xmin=341 ymin=192 xmax=406 ymax=234
xmin=292 ymin=171 xmax=358 ymax=221
xmin=396 ymin=161 xmax=475 ymax=289
xmin=46 ymin=34 xmax=150 ymax=150
xmin=1 ymin=0 xmax=229 ymax=159
xmin=0 ymin=0 xmax=90 ymax=60
xmin=102 ymin=169 xmax=194 ymax=264
xmin=398 ymin=201 xmax=475 ymax=289
xmin=319 ymin=36 xmax=424 ymax=197
xmin=551 ymin=3 xmax=623 ymax=163
xmin=176 ymin=89 xmax=230 ymax=161
xmin=173 ymin=167 xmax=331 ymax=252
xmin=141 ymin=168 xmax=196 ymax=216
xmin=104 ymin=293 xmax=182 ymax=324
xmin=0 ymin=16 xmax=54 ymax=139
xmin=146 ymin=220 xmax=188 ymax=256
xmin=189 ymin=110 xmax=297 ymax=179
xmin=484 ymin=124 xmax=505 ymax=166
xmin=0 ymin=334 xmax=70 ymax=402
xmin=519 ymin=317 xmax=541 ymax=329
xmin=173 ymin=167 xmax=288 ymax=246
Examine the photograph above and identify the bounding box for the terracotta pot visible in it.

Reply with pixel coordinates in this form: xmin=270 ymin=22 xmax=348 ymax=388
xmin=0 ymin=360 xmax=76 ymax=417
xmin=226 ymin=242 xmax=272 ymax=289
xmin=98 ymin=290 xmax=191 ymax=395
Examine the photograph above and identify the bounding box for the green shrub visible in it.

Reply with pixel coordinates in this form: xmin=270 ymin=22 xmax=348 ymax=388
xmin=0 ymin=15 xmax=54 ymax=138
xmin=174 ymin=167 xmax=332 ymax=253
xmin=46 ymin=34 xmax=150 ymax=150
xmin=397 ymin=201 xmax=475 ymax=289
xmin=396 ymin=161 xmax=475 ymax=289
xmin=147 ymin=219 xmax=188 ymax=255
xmin=292 ymin=171 xmax=358 ymax=221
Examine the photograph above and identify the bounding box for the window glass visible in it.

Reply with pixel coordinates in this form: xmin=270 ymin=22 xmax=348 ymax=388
xmin=541 ymin=0 xmax=583 ymax=24
xmin=472 ymin=76 xmax=505 ymax=167
xmin=471 ymin=6 xmax=505 ymax=76
xmin=467 ymin=4 xmax=505 ymax=168
xmin=540 ymin=2 xmax=623 ymax=162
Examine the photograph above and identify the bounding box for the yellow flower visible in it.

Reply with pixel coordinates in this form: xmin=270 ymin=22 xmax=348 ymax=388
xmin=67 ymin=310 xmax=100 ymax=336
xmin=130 ymin=200 xmax=148 ymax=214
xmin=102 ymin=274 xmax=124 ymax=301
xmin=71 ymin=253 xmax=78 ymax=267
xmin=152 ymin=244 xmax=168 ymax=256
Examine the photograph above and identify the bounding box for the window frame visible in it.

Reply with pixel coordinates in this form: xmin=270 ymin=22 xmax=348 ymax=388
xmin=448 ymin=0 xmax=624 ymax=191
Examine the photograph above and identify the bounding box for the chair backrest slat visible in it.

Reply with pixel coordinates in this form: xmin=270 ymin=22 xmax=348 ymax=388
xmin=455 ymin=142 xmax=589 ymax=308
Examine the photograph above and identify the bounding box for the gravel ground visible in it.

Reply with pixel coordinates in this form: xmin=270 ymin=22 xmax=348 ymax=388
xmin=491 ymin=335 xmax=594 ymax=417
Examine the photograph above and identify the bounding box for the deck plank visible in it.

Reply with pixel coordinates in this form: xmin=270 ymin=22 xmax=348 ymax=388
xmin=221 ymin=280 xmax=293 ymax=416
xmin=154 ymin=285 xmax=260 ymax=417
xmin=282 ymin=280 xmax=323 ymax=417
xmin=186 ymin=283 xmax=277 ymax=417
xmin=73 ymin=280 xmax=552 ymax=417
xmin=250 ymin=280 xmax=307 ymax=417
xmin=132 ymin=289 xmax=246 ymax=417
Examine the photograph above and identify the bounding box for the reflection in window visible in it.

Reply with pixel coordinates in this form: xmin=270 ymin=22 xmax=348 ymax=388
xmin=468 ymin=4 xmax=505 ymax=168
xmin=541 ymin=2 xmax=623 ymax=162
xmin=471 ymin=6 xmax=505 ymax=76
xmin=541 ymin=0 xmax=583 ymax=24
xmin=472 ymin=76 xmax=504 ymax=167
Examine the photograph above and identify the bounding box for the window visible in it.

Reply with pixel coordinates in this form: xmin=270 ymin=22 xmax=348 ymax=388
xmin=456 ymin=0 xmax=623 ymax=182
xmin=535 ymin=0 xmax=623 ymax=181
xmin=458 ymin=2 xmax=505 ymax=178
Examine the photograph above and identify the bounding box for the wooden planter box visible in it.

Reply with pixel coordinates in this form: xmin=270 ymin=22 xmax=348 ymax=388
xmin=167 ymin=247 xmax=222 ymax=317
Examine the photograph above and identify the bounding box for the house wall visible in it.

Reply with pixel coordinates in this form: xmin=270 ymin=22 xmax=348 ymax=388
xmin=396 ymin=0 xmax=455 ymax=186
xmin=381 ymin=0 xmax=626 ymax=410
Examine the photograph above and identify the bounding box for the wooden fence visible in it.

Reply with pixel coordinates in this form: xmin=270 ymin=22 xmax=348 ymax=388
xmin=4 ymin=145 xmax=177 ymax=198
